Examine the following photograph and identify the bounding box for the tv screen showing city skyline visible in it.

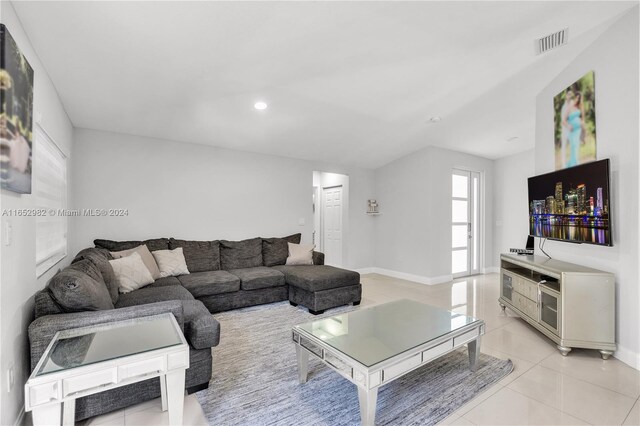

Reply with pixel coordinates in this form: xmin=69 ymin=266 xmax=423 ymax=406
xmin=528 ymin=159 xmax=611 ymax=246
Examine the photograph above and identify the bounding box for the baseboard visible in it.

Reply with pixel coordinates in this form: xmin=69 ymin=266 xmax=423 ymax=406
xmin=354 ymin=267 xmax=376 ymax=275
xmin=482 ymin=266 xmax=500 ymax=274
xmin=14 ymin=406 xmax=24 ymax=426
xmin=614 ymin=344 xmax=640 ymax=371
xmin=360 ymin=267 xmax=453 ymax=286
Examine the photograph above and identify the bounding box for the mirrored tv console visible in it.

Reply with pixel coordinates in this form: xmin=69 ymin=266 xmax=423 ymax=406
xmin=499 ymin=253 xmax=616 ymax=359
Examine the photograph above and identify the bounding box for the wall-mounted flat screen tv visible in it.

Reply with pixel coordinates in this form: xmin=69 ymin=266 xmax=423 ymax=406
xmin=528 ymin=159 xmax=611 ymax=246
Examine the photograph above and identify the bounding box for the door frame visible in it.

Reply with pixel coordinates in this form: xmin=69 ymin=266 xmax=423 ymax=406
xmin=451 ymin=168 xmax=483 ymax=278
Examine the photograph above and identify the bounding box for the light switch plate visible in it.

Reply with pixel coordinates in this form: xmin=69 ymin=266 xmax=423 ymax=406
xmin=4 ymin=222 xmax=12 ymax=246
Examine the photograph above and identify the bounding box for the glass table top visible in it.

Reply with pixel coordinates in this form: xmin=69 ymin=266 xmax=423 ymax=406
xmin=294 ymin=299 xmax=482 ymax=367
xmin=36 ymin=314 xmax=183 ymax=376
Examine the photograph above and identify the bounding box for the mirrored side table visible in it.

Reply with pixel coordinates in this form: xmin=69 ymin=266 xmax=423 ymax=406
xmin=25 ymin=313 xmax=189 ymax=426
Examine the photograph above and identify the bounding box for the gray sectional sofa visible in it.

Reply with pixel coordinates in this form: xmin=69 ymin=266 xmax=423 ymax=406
xmin=28 ymin=233 xmax=361 ymax=421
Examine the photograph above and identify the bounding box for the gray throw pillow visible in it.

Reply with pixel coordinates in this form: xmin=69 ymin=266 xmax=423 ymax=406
xmin=73 ymin=247 xmax=119 ymax=304
xmin=262 ymin=233 xmax=302 ymax=267
xmin=94 ymin=238 xmax=169 ymax=252
xmin=220 ymin=238 xmax=263 ymax=270
xmin=47 ymin=260 xmax=114 ymax=312
xmin=169 ymin=239 xmax=220 ymax=272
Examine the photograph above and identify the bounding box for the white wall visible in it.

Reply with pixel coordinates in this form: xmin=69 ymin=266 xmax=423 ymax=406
xmin=374 ymin=146 xmax=494 ymax=283
xmin=492 ymin=149 xmax=535 ymax=264
xmin=0 ymin=3 xmax=74 ymax=425
xmin=533 ymin=8 xmax=639 ymax=368
xmin=71 ymin=129 xmax=375 ymax=270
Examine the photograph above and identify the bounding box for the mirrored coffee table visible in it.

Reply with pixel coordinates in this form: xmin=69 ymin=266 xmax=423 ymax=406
xmin=292 ymin=299 xmax=485 ymax=425
xmin=25 ymin=313 xmax=189 ymax=426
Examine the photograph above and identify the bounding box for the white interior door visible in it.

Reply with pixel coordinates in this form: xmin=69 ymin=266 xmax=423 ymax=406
xmin=322 ymin=185 xmax=343 ymax=267
xmin=452 ymin=169 xmax=481 ymax=278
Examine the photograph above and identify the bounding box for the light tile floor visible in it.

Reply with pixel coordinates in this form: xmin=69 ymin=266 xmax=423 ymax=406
xmin=81 ymin=273 xmax=640 ymax=425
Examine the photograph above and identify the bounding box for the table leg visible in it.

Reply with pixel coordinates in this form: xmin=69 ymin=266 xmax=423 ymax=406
xmin=166 ymin=369 xmax=186 ymax=426
xmin=32 ymin=402 xmax=61 ymax=426
xmin=357 ymin=386 xmax=378 ymax=426
xmin=468 ymin=337 xmax=481 ymax=372
xmin=296 ymin=345 xmax=309 ymax=384
xmin=160 ymin=374 xmax=168 ymax=411
xmin=62 ymin=399 xmax=75 ymax=426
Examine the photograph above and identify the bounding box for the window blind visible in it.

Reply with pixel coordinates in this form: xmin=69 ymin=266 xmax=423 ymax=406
xmin=35 ymin=125 xmax=67 ymax=277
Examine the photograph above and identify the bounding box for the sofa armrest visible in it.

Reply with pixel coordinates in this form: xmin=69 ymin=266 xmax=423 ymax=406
xmin=313 ymin=251 xmax=325 ymax=265
xmin=181 ymin=300 xmax=220 ymax=350
xmin=28 ymin=301 xmax=184 ymax=373
xmin=186 ymin=315 xmax=220 ymax=350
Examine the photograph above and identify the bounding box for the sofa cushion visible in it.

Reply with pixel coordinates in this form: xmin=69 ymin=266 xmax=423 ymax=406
xmin=73 ymin=247 xmax=119 ymax=304
xmin=261 ymin=233 xmax=302 ymax=267
xmin=220 ymin=238 xmax=263 ymax=270
xmin=147 ymin=276 xmax=182 ymax=288
xmin=169 ymin=239 xmax=220 ymax=272
xmin=34 ymin=289 xmax=64 ymax=318
xmin=182 ymin=300 xmax=221 ymax=349
xmin=48 ymin=260 xmax=114 ymax=312
xmin=114 ymin=285 xmax=194 ymax=308
xmin=177 ymin=271 xmax=240 ymax=297
xmin=228 ymin=267 xmax=285 ymax=291
xmin=94 ymin=238 xmax=169 ymax=252
xmin=271 ymin=265 xmax=360 ymax=292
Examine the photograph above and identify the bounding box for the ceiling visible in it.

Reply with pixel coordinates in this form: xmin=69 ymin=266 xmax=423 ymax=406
xmin=12 ymin=1 xmax=637 ymax=169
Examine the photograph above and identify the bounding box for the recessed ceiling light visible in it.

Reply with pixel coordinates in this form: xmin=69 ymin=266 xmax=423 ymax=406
xmin=254 ymin=101 xmax=268 ymax=110
xmin=428 ymin=116 xmax=441 ymax=123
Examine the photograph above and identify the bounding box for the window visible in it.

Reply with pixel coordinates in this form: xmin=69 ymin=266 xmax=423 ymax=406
xmin=35 ymin=125 xmax=67 ymax=277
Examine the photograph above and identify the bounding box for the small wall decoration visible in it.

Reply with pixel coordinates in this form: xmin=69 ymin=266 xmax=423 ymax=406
xmin=554 ymin=70 xmax=596 ymax=170
xmin=0 ymin=24 xmax=34 ymax=194
xmin=367 ymin=199 xmax=379 ymax=214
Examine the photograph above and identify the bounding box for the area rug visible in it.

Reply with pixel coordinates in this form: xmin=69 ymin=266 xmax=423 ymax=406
xmin=196 ymin=301 xmax=512 ymax=425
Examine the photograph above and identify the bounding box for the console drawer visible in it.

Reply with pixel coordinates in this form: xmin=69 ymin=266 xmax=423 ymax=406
xmin=118 ymin=356 xmax=165 ymax=381
xmin=63 ymin=368 xmax=117 ymax=397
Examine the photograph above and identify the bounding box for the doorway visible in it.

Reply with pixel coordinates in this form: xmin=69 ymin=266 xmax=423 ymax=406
xmin=313 ymin=171 xmax=348 ymax=267
xmin=451 ymin=169 xmax=481 ymax=278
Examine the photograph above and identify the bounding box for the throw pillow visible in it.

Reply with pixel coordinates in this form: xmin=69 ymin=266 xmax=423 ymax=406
xmin=47 ymin=260 xmax=114 ymax=312
xmin=262 ymin=233 xmax=302 ymax=266
xmin=110 ymin=245 xmax=161 ymax=279
xmin=152 ymin=247 xmax=190 ymax=278
xmin=169 ymin=239 xmax=220 ymax=272
xmin=286 ymin=243 xmax=315 ymax=265
xmin=109 ymin=252 xmax=155 ymax=294
xmin=219 ymin=238 xmax=263 ymax=270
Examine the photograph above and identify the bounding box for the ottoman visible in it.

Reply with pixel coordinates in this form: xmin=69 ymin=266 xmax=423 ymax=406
xmin=272 ymin=265 xmax=362 ymax=314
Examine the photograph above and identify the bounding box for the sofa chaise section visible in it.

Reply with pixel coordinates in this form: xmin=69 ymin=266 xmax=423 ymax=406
xmin=272 ymin=265 xmax=362 ymax=314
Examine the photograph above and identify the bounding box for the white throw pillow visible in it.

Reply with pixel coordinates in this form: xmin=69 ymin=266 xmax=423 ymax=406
xmin=286 ymin=243 xmax=315 ymax=265
xmin=109 ymin=252 xmax=155 ymax=294
xmin=152 ymin=247 xmax=190 ymax=278
xmin=110 ymin=245 xmax=161 ymax=279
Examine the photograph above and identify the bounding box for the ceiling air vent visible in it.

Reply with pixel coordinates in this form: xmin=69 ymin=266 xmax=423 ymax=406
xmin=535 ymin=28 xmax=568 ymax=55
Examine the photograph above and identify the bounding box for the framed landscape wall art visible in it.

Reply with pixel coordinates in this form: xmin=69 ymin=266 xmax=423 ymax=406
xmin=0 ymin=24 xmax=34 ymax=194
xmin=553 ymin=70 xmax=596 ymax=170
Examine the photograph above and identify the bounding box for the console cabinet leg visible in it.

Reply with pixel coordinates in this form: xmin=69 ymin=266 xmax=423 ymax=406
xmin=557 ymin=345 xmax=572 ymax=356
xmin=32 ymin=402 xmax=61 ymax=426
xmin=599 ymin=350 xmax=614 ymax=360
